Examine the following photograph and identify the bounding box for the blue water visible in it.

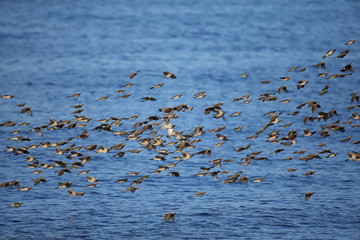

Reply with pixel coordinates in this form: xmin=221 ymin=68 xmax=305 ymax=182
xmin=1 ymin=0 xmax=360 ymax=239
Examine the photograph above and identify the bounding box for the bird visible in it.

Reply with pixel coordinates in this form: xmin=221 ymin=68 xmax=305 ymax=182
xmin=68 ymin=188 xmax=82 ymax=197
xmin=304 ymin=171 xmax=316 ymax=177
xmin=96 ymin=96 xmax=109 ymax=101
xmin=33 ymin=177 xmax=46 ymax=186
xmin=345 ymin=40 xmax=356 ymax=45
xmin=194 ymin=191 xmax=207 ymax=196
xmin=67 ymin=92 xmax=81 ymax=98
xmin=20 ymin=107 xmax=32 ymax=116
xmin=278 ymin=86 xmax=288 ymax=94
xmin=88 ymin=183 xmax=98 ymax=188
xmin=234 ymin=126 xmax=243 ymax=131
xmin=317 ymin=73 xmax=328 ymax=77
xmin=260 ymin=80 xmax=271 ymax=84
xmin=9 ymin=202 xmax=23 ymax=207
xmin=319 ymin=85 xmax=329 ymax=96
xmin=169 ymin=171 xmax=180 ymax=177
xmin=115 ymin=89 xmax=126 ymax=94
xmin=163 ymin=72 xmax=176 ymax=79
xmin=57 ymin=182 xmax=72 ymax=189
xmin=126 ymin=186 xmax=139 ymax=193
xmin=280 ymin=76 xmax=291 ymax=81
xmin=283 ymin=168 xmax=297 ymax=172
xmin=193 ymin=91 xmax=206 ymax=99
xmin=123 ymin=82 xmax=135 ymax=88
xmin=340 ymin=63 xmax=353 ymax=73
xmin=170 ymin=94 xmax=182 ymax=99
xmin=150 ymin=83 xmax=164 ymax=89
xmin=322 ymin=49 xmax=336 ymax=59
xmin=78 ymin=170 xmax=90 ymax=175
xmin=129 ymin=70 xmax=141 ymax=79
xmin=335 ymin=50 xmax=349 ymax=58
xmin=251 ymin=177 xmax=264 ymax=182
xmin=164 ymin=212 xmax=176 ymax=221
xmin=288 ymin=66 xmax=298 ymax=72
xmin=281 ymin=99 xmax=291 ymax=104
xmin=315 ymin=61 xmax=326 ymax=69
xmin=87 ymin=176 xmax=98 ymax=183
xmin=302 ymin=192 xmax=315 ymax=201
xmin=141 ymin=97 xmax=156 ymax=102
xmin=240 ymin=73 xmax=249 ymax=77
xmin=297 ymin=80 xmax=309 ymax=89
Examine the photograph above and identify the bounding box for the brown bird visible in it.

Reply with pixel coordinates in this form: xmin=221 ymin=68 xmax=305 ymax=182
xmin=319 ymin=85 xmax=329 ymax=96
xmin=130 ymin=70 xmax=141 ymax=79
xmin=288 ymin=66 xmax=298 ymax=72
xmin=96 ymin=96 xmax=109 ymax=101
xmin=20 ymin=107 xmax=32 ymax=116
xmin=116 ymin=179 xmax=128 ymax=183
xmin=304 ymin=171 xmax=316 ymax=177
xmin=278 ymin=86 xmax=288 ymax=94
xmin=67 ymin=92 xmax=81 ymax=98
xmin=124 ymin=82 xmax=135 ymax=88
xmin=163 ymin=71 xmax=176 ymax=79
xmin=260 ymin=80 xmax=271 ymax=84
xmin=345 ymin=39 xmax=356 ymax=45
xmin=284 ymin=168 xmax=297 ymax=172
xmin=297 ymin=80 xmax=309 ymax=89
xmin=280 ymin=76 xmax=291 ymax=81
xmin=164 ymin=212 xmax=176 ymax=221
xmin=317 ymin=73 xmax=328 ymax=77
xmin=340 ymin=136 xmax=351 ymax=142
xmin=57 ymin=182 xmax=72 ymax=189
xmin=194 ymin=191 xmax=207 ymax=196
xmin=126 ymin=186 xmax=139 ymax=193
xmin=141 ymin=97 xmax=156 ymax=102
xmin=281 ymin=99 xmax=291 ymax=103
xmin=150 ymin=83 xmax=164 ymax=89
xmin=9 ymin=202 xmax=23 ymax=207
xmin=233 ymin=94 xmax=250 ymax=102
xmin=236 ymin=144 xmax=251 ymax=152
xmin=33 ymin=177 xmax=46 ymax=186
xmin=335 ymin=49 xmax=349 ymax=58
xmin=304 ymin=129 xmax=316 ymax=137
xmin=68 ymin=188 xmax=76 ymax=197
xmin=87 ymin=176 xmax=98 ymax=183
xmin=340 ymin=63 xmax=353 ymax=73
xmin=234 ymin=126 xmax=243 ymax=131
xmin=78 ymin=170 xmax=90 ymax=175
xmin=315 ymin=61 xmax=326 ymax=70
xmin=250 ymin=177 xmax=264 ymax=182
xmin=115 ymin=89 xmax=126 ymax=94
xmin=322 ymin=49 xmax=336 ymax=59
xmin=170 ymin=94 xmax=182 ymax=99
xmin=230 ymin=111 xmax=242 ymax=116
xmin=302 ymin=192 xmax=315 ymax=201
xmin=18 ymin=186 xmax=32 ymax=191
xmin=1 ymin=94 xmax=14 ymax=99
xmin=240 ymin=73 xmax=249 ymax=77
xmin=169 ymin=171 xmax=180 ymax=177
xmin=193 ymin=91 xmax=206 ymax=99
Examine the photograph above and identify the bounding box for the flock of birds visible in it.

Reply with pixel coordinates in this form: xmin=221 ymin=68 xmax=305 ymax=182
xmin=0 ymin=39 xmax=359 ymax=221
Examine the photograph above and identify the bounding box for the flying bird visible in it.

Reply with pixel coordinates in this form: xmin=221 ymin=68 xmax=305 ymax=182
xmin=163 ymin=72 xmax=176 ymax=79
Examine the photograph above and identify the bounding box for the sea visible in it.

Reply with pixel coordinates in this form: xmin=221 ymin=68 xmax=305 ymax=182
xmin=0 ymin=0 xmax=359 ymax=239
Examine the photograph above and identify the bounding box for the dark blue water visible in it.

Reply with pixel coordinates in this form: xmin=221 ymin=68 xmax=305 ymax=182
xmin=1 ymin=0 xmax=360 ymax=239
